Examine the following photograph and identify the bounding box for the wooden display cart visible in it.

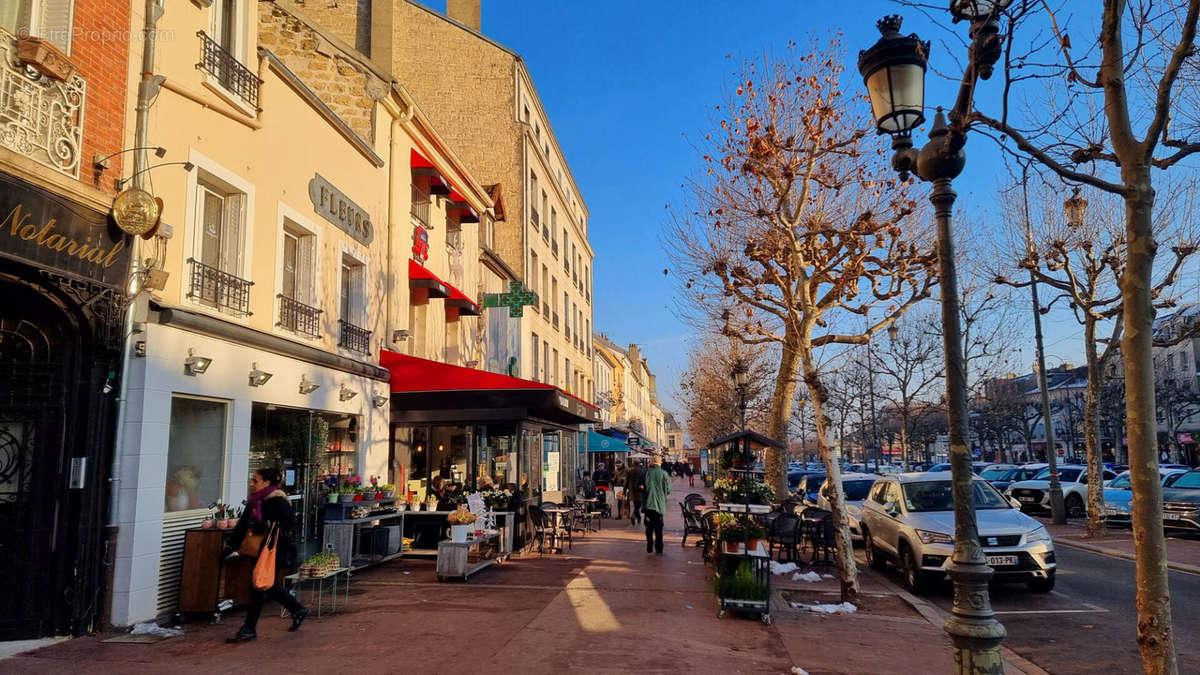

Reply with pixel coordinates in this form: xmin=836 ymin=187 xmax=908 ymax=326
xmin=436 ymin=531 xmax=503 ymax=581
xmin=178 ymin=528 xmax=254 ymax=621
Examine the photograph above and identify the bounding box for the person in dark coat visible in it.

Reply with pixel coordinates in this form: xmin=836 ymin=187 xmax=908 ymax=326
xmin=628 ymin=461 xmax=647 ymax=526
xmin=226 ymin=467 xmax=308 ymax=643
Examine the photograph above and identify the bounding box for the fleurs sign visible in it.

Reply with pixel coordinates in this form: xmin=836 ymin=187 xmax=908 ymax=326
xmin=308 ymin=173 xmax=373 ymax=245
xmin=1 ymin=172 xmax=130 ymax=287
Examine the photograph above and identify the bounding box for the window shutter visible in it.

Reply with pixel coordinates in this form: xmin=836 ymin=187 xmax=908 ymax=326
xmin=38 ymin=0 xmax=74 ymax=53
xmin=298 ymin=234 xmax=315 ymax=305
xmin=220 ymin=193 xmax=244 ymax=276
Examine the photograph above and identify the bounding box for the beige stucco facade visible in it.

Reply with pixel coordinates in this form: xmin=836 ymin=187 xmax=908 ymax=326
xmin=594 ymin=335 xmax=665 ymax=448
xmin=109 ymin=0 xmax=493 ymax=627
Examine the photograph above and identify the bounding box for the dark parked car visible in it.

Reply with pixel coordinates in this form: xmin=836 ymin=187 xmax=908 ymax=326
xmin=788 ymin=469 xmax=822 ymax=491
xmin=795 ymin=473 xmax=827 ymax=507
xmin=1162 ymin=469 xmax=1200 ymax=533
xmin=988 ymin=465 xmax=1046 ymax=493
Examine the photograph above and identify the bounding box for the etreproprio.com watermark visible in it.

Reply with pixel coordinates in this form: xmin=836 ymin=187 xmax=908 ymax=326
xmin=15 ymin=27 xmax=176 ymax=45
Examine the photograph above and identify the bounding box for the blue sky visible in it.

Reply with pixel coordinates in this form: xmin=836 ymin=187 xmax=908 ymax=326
xmin=421 ymin=1 xmax=1092 ymax=416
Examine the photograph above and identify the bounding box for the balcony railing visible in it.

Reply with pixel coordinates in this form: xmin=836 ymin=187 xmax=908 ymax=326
xmin=338 ymin=319 xmax=371 ymax=354
xmin=197 ymin=31 xmax=261 ymax=109
xmin=277 ymin=294 xmax=322 ymax=338
xmin=187 ymin=258 xmax=253 ymax=315
xmin=0 ymin=29 xmax=85 ymax=177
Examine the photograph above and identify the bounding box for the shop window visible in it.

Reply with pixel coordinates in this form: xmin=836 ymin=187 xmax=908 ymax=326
xmin=542 ymin=431 xmax=560 ymax=492
xmin=1 ymin=1 xmax=74 ymax=53
xmin=432 ymin=426 xmax=471 ymax=486
xmin=478 ymin=424 xmax=518 ymax=491
xmin=164 ymin=396 xmax=228 ymax=513
xmin=392 ymin=426 xmax=430 ymax=501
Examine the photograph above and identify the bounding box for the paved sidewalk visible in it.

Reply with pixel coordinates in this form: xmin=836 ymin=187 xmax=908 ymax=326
xmin=7 ymin=476 xmax=1009 ymax=674
xmin=1040 ymin=518 xmax=1200 ymax=574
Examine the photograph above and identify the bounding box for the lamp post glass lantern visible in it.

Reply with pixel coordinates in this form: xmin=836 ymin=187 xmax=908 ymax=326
xmin=1064 ymin=187 xmax=1088 ymax=228
xmin=860 ymin=11 xmax=1008 ymax=673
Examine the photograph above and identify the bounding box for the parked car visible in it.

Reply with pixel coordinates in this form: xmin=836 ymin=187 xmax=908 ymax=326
xmin=926 ymin=463 xmax=951 ymax=472
xmin=1103 ymin=468 xmax=1190 ymax=526
xmin=1007 ymin=465 xmax=1119 ymax=518
xmin=988 ymin=463 xmax=1047 ymax=493
xmin=795 ymin=473 xmax=827 ymax=507
xmin=923 ymin=462 xmax=1013 ymax=476
xmin=816 ymin=472 xmax=878 ymax=540
xmin=977 ymin=463 xmax=1017 ymax=480
xmin=1162 ymin=469 xmax=1200 ymax=533
xmin=860 ymin=472 xmax=1056 ymax=593
xmin=788 ymin=469 xmax=823 ymax=491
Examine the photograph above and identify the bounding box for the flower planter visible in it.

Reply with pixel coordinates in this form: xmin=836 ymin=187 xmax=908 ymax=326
xmin=16 ymin=36 xmax=76 ymax=81
xmin=396 ymin=502 xmax=408 ymax=512
xmin=374 ymin=492 xmax=384 ymax=500
xmin=723 ymin=541 xmax=746 ymax=554
xmin=747 ymin=538 xmax=767 ymax=554
xmin=450 ymin=524 xmax=469 ymax=543
xmin=383 ymin=491 xmax=395 ymax=498
xmin=220 ymin=518 xmax=235 ymax=529
xmin=339 ymin=494 xmax=356 ymax=504
xmin=200 ymin=519 xmax=215 ymax=529
xmin=352 ymin=494 xmax=364 ymax=502
xmin=328 ymin=493 xmax=340 ymax=504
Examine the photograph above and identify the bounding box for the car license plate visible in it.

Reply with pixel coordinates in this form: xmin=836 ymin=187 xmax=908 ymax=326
xmin=986 ymin=555 xmax=1018 ymax=566
xmin=1105 ymin=507 xmax=1118 ymax=515
xmin=1017 ymin=496 xmax=1035 ymax=502
xmin=1164 ymin=513 xmax=1182 ymax=521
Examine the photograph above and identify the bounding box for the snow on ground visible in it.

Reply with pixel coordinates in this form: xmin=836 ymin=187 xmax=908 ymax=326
xmin=791 ymin=571 xmax=822 ymax=583
xmin=791 ymin=667 xmax=810 ymax=675
xmin=789 ymin=601 xmax=858 ymax=614
xmin=770 ymin=561 xmax=799 ymax=575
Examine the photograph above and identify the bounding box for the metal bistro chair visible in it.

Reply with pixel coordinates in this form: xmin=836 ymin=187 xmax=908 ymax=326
xmin=540 ymin=503 xmax=574 ymax=551
xmin=679 ymin=501 xmax=704 ymax=546
xmin=809 ymin=512 xmax=836 ymax=565
xmin=699 ymin=509 xmax=722 ymax=561
xmin=527 ymin=505 xmax=554 ymax=555
xmin=570 ymin=500 xmax=596 ymax=534
xmin=769 ymin=513 xmax=803 ymax=564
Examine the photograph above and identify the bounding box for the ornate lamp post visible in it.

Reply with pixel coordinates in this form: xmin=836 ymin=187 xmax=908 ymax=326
xmin=732 ymin=362 xmax=750 ymax=432
xmin=859 ymin=3 xmax=1012 ymax=671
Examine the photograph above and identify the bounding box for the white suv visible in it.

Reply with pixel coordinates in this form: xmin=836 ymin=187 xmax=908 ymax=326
xmin=1007 ymin=465 xmax=1118 ymax=518
xmin=860 ymin=472 xmax=1057 ymax=593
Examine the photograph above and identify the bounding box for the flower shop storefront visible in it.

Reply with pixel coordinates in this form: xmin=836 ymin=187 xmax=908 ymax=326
xmin=380 ymin=350 xmax=600 ymax=547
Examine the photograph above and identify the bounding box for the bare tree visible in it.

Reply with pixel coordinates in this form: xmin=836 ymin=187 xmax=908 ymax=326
xmin=678 ymin=334 xmax=773 ymax=447
xmin=924 ymin=2 xmax=1200 ymax=666
xmin=873 ymin=313 xmax=942 ymax=470
xmin=666 ymin=41 xmax=936 ymax=602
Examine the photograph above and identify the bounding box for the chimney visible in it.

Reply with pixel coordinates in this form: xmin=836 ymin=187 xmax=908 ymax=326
xmin=447 ymin=0 xmax=481 ymax=31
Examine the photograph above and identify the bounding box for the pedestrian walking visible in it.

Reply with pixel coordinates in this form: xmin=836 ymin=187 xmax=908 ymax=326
xmin=226 ymin=467 xmax=308 ymax=643
xmin=685 ymin=462 xmax=695 ymax=487
xmin=641 ymin=455 xmax=671 ymax=555
xmin=629 ymin=460 xmax=648 ymax=525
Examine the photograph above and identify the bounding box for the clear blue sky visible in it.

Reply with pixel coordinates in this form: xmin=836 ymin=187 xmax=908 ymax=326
xmin=422 ymin=1 xmax=1088 ymax=417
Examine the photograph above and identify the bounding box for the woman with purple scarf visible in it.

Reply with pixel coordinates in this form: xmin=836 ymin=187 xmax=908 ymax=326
xmin=226 ymin=467 xmax=308 ymax=643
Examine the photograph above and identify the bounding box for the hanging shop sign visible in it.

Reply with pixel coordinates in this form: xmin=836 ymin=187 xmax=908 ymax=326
xmin=481 ymin=280 xmax=537 ymax=317
xmin=1 ymin=172 xmax=130 ymax=287
xmin=308 ymin=173 xmax=373 ymax=245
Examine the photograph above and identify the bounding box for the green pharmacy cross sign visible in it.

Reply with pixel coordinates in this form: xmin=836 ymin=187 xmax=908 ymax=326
xmin=483 ymin=281 xmax=538 ymax=317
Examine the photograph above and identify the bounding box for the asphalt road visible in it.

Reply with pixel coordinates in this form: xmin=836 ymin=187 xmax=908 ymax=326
xmin=914 ymin=546 xmax=1200 ymax=674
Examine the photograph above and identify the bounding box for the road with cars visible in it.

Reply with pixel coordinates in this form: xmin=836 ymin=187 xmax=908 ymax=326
xmin=914 ymin=545 xmax=1200 ymax=674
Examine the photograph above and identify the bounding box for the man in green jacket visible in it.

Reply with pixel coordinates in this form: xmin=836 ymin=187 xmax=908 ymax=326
xmin=641 ymin=454 xmax=671 ymax=554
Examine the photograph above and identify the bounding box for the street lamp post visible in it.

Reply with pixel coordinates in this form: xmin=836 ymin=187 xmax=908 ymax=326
xmin=858 ymin=4 xmax=1012 ymax=671
xmin=733 ymin=362 xmax=749 ymax=432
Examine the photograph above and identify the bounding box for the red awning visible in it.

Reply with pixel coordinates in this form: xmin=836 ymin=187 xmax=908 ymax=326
xmin=380 ymin=350 xmax=601 ymax=425
xmin=447 ymin=188 xmax=480 ymax=223
xmin=409 ymin=259 xmax=451 ymax=298
xmin=382 ymin=349 xmax=552 ymax=394
xmin=411 ymin=149 xmax=451 ymax=195
xmin=446 ymin=285 xmax=480 ymax=316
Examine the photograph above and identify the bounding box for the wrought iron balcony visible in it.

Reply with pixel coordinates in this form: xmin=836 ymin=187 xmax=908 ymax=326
xmin=0 ymin=29 xmax=85 ymax=177
xmin=197 ymin=31 xmax=261 ymax=109
xmin=187 ymin=258 xmax=253 ymax=315
xmin=277 ymin=294 xmax=322 ymax=338
xmin=338 ymin=319 xmax=371 ymax=355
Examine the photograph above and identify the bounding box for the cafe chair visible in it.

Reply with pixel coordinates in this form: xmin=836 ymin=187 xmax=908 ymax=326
xmin=768 ymin=513 xmax=803 ymax=564
xmin=528 ymin=505 xmax=557 ymax=555
xmin=679 ymin=500 xmax=704 ymax=546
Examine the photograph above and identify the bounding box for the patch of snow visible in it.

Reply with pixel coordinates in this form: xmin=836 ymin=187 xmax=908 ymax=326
xmin=130 ymin=622 xmax=183 ymax=638
xmin=791 ymin=668 xmax=810 ymax=675
xmin=686 ymin=605 xmax=694 ymax=609
xmin=821 ymin=574 xmax=834 ymax=579
xmin=791 ymin=571 xmax=823 ymax=583
xmin=770 ymin=561 xmax=799 ymax=575
xmin=789 ymin=601 xmax=857 ymax=614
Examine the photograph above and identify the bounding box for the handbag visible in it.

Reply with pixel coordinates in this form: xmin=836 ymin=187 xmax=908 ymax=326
xmin=252 ymin=523 xmax=279 ymax=590
xmin=238 ymin=529 xmax=266 ymax=558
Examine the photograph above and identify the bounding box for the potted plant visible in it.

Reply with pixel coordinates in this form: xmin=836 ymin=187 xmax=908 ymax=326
xmin=447 ymin=507 xmax=477 ymax=543
xmin=381 ymin=483 xmax=395 ymax=498
xmin=718 ymin=520 xmax=746 ymax=554
xmin=716 ymin=559 xmax=769 ymax=601
xmin=745 ymin=522 xmax=767 ymax=554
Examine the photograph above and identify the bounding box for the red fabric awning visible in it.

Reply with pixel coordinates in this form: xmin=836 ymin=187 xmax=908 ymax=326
xmin=446 ymin=285 xmax=480 ymax=316
xmin=382 ymin=349 xmax=554 ymax=394
xmin=409 ymin=259 xmax=451 ymax=298
xmin=411 ymin=149 xmax=451 ymax=195
xmin=447 ymin=189 xmax=480 ymax=223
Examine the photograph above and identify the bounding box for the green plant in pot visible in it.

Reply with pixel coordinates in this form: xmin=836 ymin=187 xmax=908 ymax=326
xmin=716 ymin=559 xmax=769 ymax=601
xmin=745 ymin=521 xmax=767 ymax=553
xmin=718 ymin=520 xmax=747 ymax=553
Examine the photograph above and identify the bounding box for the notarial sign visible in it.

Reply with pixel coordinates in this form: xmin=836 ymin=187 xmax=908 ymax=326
xmin=0 ymin=172 xmax=130 ymax=287
xmin=482 ymin=281 xmax=537 ymax=317
xmin=308 ymin=173 xmax=373 ymax=245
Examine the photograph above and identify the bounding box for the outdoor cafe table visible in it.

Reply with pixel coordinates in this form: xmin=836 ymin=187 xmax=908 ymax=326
xmin=541 ymin=507 xmax=573 ymax=552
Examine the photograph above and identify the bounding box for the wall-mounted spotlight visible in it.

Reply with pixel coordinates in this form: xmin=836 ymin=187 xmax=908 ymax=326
xmin=372 ymin=393 xmax=389 ymax=408
xmin=184 ymin=348 xmax=212 ymax=375
xmin=299 ymin=375 xmax=320 ymax=394
xmin=339 ymin=384 xmax=358 ymax=401
xmin=114 ymin=161 xmax=195 ymax=191
xmin=248 ymin=362 xmax=273 ymax=387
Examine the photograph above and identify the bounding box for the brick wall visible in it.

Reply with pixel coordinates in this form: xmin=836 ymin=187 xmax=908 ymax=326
xmin=258 ymin=2 xmax=379 ymax=145
xmin=72 ymin=0 xmax=132 ymax=194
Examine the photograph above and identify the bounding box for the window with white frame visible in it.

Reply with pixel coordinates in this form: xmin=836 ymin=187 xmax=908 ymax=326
xmin=278 ymin=220 xmax=319 ymax=336
xmin=212 ymin=0 xmax=240 ymax=57
xmin=338 ymin=254 xmax=370 ymax=354
xmin=1 ymin=1 xmax=73 ymax=53
xmin=190 ymin=173 xmax=250 ymax=315
xmin=164 ymin=396 xmax=228 ymax=513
